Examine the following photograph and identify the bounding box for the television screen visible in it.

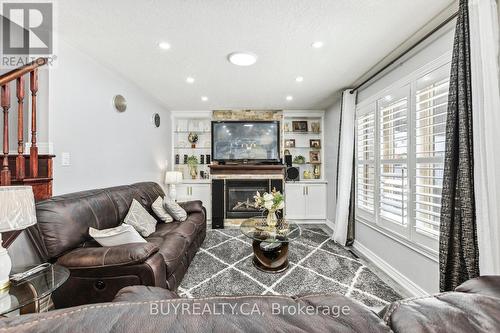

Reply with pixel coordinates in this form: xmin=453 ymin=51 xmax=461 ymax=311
xmin=212 ymin=121 xmax=280 ymax=161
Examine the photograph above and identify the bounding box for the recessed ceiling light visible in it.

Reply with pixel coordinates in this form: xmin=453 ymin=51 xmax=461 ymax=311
xmin=186 ymin=77 xmax=195 ymax=84
xmin=384 ymin=95 xmax=392 ymax=101
xmin=286 ymin=95 xmax=293 ymax=101
xmin=295 ymin=76 xmax=304 ymax=82
xmin=227 ymin=52 xmax=258 ymax=66
xmin=312 ymin=41 xmax=324 ymax=48
xmin=158 ymin=41 xmax=171 ymax=50
xmin=201 ymin=96 xmax=208 ymax=101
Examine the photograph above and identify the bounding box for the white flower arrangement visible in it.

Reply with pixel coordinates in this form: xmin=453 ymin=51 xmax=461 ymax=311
xmin=254 ymin=188 xmax=284 ymax=212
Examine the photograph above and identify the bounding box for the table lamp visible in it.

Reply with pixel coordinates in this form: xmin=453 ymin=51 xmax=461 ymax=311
xmin=0 ymin=186 xmax=37 ymax=290
xmin=165 ymin=171 xmax=183 ymax=201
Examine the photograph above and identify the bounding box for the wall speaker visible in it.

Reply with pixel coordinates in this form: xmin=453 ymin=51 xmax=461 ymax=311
xmin=285 ymin=167 xmax=300 ymax=181
xmin=284 ymin=155 xmax=292 ymax=167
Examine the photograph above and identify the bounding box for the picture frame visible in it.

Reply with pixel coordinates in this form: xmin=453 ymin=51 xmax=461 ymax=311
xmin=311 ymin=122 xmax=320 ymax=133
xmin=309 ymin=139 xmax=321 ymax=148
xmin=292 ymin=121 xmax=308 ymax=132
xmin=309 ymin=151 xmax=320 ymax=163
xmin=284 ymin=139 xmax=296 ymax=148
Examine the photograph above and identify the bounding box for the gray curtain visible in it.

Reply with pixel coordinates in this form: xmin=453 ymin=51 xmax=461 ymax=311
xmin=439 ymin=0 xmax=479 ymax=292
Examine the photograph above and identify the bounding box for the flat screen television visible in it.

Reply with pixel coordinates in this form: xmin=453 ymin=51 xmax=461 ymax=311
xmin=211 ymin=121 xmax=280 ymax=163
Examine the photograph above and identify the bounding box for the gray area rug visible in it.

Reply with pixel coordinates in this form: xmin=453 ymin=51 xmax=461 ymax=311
xmin=178 ymin=226 xmax=402 ymax=308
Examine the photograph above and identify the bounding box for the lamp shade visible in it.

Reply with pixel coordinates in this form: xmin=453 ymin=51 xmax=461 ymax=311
xmin=0 ymin=186 xmax=37 ymax=232
xmin=165 ymin=171 xmax=183 ymax=184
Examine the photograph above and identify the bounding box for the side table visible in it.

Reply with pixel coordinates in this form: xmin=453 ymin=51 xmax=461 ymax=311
xmin=0 ymin=264 xmax=69 ymax=317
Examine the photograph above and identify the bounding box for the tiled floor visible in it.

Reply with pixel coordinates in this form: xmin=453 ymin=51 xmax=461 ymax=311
xmin=178 ymin=226 xmax=403 ymax=308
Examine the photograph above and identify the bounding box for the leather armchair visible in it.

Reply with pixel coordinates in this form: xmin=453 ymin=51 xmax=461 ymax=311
xmin=2 ymin=278 xmax=499 ymax=333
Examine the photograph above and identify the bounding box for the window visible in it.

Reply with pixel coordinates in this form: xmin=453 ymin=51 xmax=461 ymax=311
xmin=355 ymin=63 xmax=450 ymax=251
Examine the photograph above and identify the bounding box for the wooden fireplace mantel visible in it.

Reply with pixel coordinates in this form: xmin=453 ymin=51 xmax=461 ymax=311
xmin=209 ymin=164 xmax=284 ymax=175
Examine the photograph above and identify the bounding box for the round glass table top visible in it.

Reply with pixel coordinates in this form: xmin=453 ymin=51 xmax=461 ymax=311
xmin=240 ymin=217 xmax=301 ymax=243
xmin=0 ymin=264 xmax=70 ymax=316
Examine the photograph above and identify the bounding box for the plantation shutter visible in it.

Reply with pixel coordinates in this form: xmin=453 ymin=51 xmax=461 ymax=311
xmin=414 ymin=76 xmax=449 ymax=235
xmin=356 ymin=111 xmax=375 ymax=213
xmin=379 ymin=96 xmax=408 ymax=225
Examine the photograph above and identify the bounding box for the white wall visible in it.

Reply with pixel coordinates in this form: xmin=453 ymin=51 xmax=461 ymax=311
xmin=353 ymin=22 xmax=455 ymax=294
xmin=324 ymin=96 xmax=342 ymax=224
xmin=48 ymin=39 xmax=171 ymax=194
xmin=8 ymin=39 xmax=172 ymax=267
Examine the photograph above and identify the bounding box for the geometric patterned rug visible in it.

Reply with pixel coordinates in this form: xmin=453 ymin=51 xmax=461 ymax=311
xmin=178 ymin=226 xmax=402 ymax=309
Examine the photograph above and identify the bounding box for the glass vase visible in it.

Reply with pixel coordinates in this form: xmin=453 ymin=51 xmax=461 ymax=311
xmin=266 ymin=210 xmax=278 ymax=228
xmin=189 ymin=165 xmax=197 ymax=179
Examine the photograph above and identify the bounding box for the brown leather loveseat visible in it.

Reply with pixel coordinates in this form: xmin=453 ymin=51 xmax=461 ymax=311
xmin=28 ymin=182 xmax=206 ymax=308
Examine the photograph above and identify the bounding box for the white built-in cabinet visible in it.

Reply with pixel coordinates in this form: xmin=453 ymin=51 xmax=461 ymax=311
xmin=284 ymin=182 xmax=327 ymax=220
xmin=176 ymin=183 xmax=211 ymax=221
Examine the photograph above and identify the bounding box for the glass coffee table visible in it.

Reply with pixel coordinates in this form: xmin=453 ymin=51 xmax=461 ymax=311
xmin=240 ymin=217 xmax=301 ymax=273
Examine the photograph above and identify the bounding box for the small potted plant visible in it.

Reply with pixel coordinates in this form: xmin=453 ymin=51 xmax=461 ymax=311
xmin=254 ymin=188 xmax=284 ymax=228
xmin=293 ymin=155 xmax=306 ymax=164
xmin=187 ymin=155 xmax=198 ymax=179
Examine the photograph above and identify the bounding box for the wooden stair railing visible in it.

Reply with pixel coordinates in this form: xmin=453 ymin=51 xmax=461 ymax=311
xmin=1 ymin=58 xmax=53 ymax=249
xmin=0 ymin=57 xmax=48 ymax=187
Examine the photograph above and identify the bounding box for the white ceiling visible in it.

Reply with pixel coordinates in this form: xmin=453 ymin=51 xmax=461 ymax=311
xmin=56 ymin=0 xmax=454 ymax=110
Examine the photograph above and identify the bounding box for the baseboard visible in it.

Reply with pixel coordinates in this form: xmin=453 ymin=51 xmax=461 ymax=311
xmin=353 ymin=240 xmax=428 ymax=297
xmin=289 ymin=219 xmax=328 ymax=225
xmin=325 ymin=219 xmax=335 ymax=232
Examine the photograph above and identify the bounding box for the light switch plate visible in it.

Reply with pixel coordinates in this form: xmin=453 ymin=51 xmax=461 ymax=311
xmin=61 ymin=152 xmax=71 ymax=166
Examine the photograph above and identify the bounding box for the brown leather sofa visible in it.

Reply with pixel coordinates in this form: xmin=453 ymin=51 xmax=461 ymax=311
xmin=28 ymin=182 xmax=206 ymax=308
xmin=0 ymin=276 xmax=498 ymax=332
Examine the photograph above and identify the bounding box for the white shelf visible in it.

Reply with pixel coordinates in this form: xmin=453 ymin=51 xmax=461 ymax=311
xmin=180 ymin=179 xmax=211 ymax=184
xmin=283 ymin=131 xmax=321 ymax=135
xmin=285 ymin=180 xmax=328 ymax=184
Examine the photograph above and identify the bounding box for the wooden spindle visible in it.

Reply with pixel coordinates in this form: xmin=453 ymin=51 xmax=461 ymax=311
xmin=30 ymin=69 xmax=38 ymax=178
xmin=1 ymin=84 xmax=11 ymax=185
xmin=16 ymin=77 xmax=25 ymax=180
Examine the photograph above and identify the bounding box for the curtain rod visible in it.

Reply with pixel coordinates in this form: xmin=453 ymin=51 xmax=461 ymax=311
xmin=349 ymin=11 xmax=458 ymax=94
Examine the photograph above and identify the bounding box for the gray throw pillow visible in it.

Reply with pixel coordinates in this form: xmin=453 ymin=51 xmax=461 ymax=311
xmin=162 ymin=196 xmax=187 ymax=222
xmin=152 ymin=196 xmax=174 ymax=223
xmin=124 ymin=199 xmax=157 ymax=237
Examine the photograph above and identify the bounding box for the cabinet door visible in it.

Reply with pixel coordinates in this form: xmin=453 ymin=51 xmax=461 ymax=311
xmin=189 ymin=184 xmax=211 ymax=220
xmin=305 ymin=184 xmax=327 ymax=220
xmin=285 ymin=184 xmax=306 ymax=219
xmin=175 ymin=184 xmax=191 ymax=202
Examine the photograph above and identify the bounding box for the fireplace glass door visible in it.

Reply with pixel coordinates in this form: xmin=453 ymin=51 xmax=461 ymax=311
xmin=225 ymin=180 xmax=269 ymax=218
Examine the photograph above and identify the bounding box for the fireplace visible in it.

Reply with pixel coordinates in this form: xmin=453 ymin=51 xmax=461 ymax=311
xmin=210 ymin=164 xmax=284 ymax=228
xmin=225 ymin=180 xmax=269 ymax=219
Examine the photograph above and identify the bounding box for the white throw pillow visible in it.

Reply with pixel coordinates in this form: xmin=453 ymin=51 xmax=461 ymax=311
xmin=124 ymin=199 xmax=157 ymax=237
xmin=162 ymin=196 xmax=187 ymax=222
xmin=89 ymin=224 xmax=146 ymax=247
xmin=152 ymin=196 xmax=174 ymax=223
